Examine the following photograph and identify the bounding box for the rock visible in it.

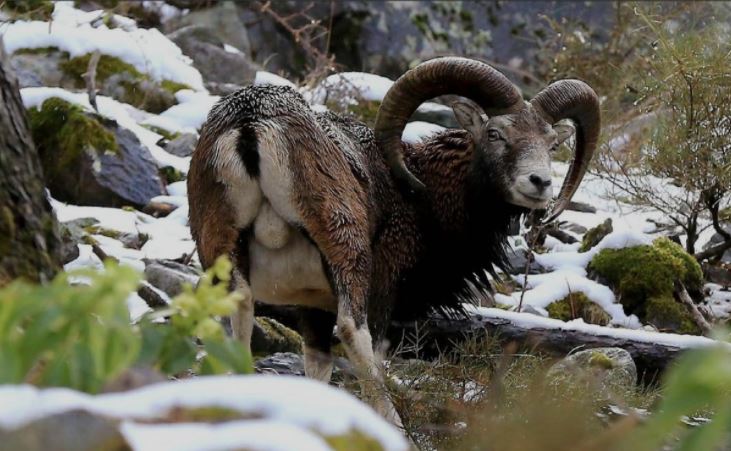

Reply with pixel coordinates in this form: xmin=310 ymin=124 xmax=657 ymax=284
xmin=204 ymin=82 xmax=245 ymax=96
xmin=506 ymin=248 xmax=545 ymax=275
xmin=255 ymin=352 xmax=305 ymax=376
xmin=168 ymin=24 xmax=256 ymax=86
xmin=137 ymin=281 xmax=170 ymax=308
xmin=561 ymin=221 xmax=588 ymax=235
xmin=143 ymin=259 xmax=200 ymax=297
xmin=702 ymin=225 xmax=731 ymax=263
xmin=0 ymin=410 xmax=126 ymax=451
xmin=142 ymin=201 xmax=178 ymax=218
xmin=102 ymin=72 xmax=176 ymax=114
xmin=28 ymin=97 xmax=165 ymax=208
xmin=251 ymin=317 xmax=304 ymax=355
xmin=9 ymin=48 xmax=68 ymax=88
xmin=255 ymin=352 xmax=354 ymax=380
xmin=166 ymin=1 xmax=252 ymax=57
xmin=411 ymin=102 xmax=459 ymax=128
xmin=13 ymin=49 xmax=180 ymax=113
xmin=546 ymin=292 xmax=612 ymax=326
xmin=704 ymin=263 xmax=731 ymax=287
xmin=567 ymin=201 xmax=597 ymax=213
xmin=580 ymin=218 xmax=613 ymax=252
xmin=547 ymin=347 xmax=637 ymax=398
xmin=163 ymin=133 xmax=198 ymax=157
xmin=589 ymin=236 xmax=705 ymax=334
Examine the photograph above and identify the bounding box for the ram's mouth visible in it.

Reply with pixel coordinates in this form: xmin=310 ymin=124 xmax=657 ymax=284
xmin=509 ymin=190 xmax=551 ymax=209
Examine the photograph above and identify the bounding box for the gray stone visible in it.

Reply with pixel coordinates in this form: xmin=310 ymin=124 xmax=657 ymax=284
xmin=9 ymin=49 xmax=68 ymax=88
xmin=561 ymin=221 xmax=588 ymax=235
xmin=506 ymin=248 xmax=545 ymax=275
xmin=0 ymin=410 xmax=126 ymax=451
xmin=168 ymin=24 xmax=256 ymax=86
xmin=166 ymin=1 xmax=252 ymax=57
xmin=411 ymin=102 xmax=459 ymax=128
xmin=255 ymin=352 xmax=305 ymax=376
xmin=547 ymin=347 xmax=637 ymax=398
xmin=205 ymin=81 xmax=245 ymax=96
xmin=567 ymin=201 xmax=597 ymax=214
xmin=164 ymin=133 xmax=198 ymax=157
xmin=703 ymin=225 xmax=731 ymax=263
xmin=143 ymin=259 xmax=200 ymax=297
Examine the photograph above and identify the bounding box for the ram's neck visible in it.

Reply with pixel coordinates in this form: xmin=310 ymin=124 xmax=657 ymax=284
xmin=405 ymin=130 xmax=476 ymax=233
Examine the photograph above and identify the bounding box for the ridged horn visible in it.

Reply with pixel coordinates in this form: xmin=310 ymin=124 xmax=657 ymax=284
xmin=529 ymin=80 xmax=601 ymax=224
xmin=374 ymin=57 xmax=524 ymax=192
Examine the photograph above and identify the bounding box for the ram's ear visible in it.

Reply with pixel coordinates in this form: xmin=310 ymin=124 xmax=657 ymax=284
xmin=554 ymin=121 xmax=575 ymax=145
xmin=452 ymin=100 xmax=485 ymax=142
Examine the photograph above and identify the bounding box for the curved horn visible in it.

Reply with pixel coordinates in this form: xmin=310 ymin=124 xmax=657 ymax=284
xmin=375 ymin=57 xmax=524 ymax=192
xmin=530 ymin=80 xmax=601 ymax=224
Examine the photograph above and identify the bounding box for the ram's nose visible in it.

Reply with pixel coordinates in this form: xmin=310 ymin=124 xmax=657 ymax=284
xmin=528 ymin=173 xmax=552 ymax=193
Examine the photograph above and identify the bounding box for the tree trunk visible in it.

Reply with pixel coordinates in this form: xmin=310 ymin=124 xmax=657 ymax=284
xmin=0 ymin=37 xmax=61 ymax=284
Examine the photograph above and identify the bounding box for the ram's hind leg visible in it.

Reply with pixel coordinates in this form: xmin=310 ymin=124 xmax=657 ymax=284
xmin=299 ymin=308 xmax=336 ymax=382
xmin=230 ymin=229 xmax=255 ymax=354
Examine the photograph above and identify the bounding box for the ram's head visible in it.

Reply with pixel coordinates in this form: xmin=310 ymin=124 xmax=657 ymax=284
xmin=375 ymin=57 xmax=601 ymax=223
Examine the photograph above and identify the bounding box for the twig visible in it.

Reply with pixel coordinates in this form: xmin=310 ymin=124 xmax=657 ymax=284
xmin=676 ymin=282 xmax=712 ymax=336
xmin=83 ymin=50 xmax=101 ymax=112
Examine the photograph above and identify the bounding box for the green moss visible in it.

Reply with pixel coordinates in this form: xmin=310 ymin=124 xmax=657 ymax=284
xmin=589 ymin=237 xmax=702 ymax=334
xmin=84 ymin=225 xmax=122 ymax=240
xmin=252 ymin=317 xmax=303 ymax=356
xmin=28 ymin=98 xmax=118 ymax=179
xmin=159 ymin=166 xmax=186 ymax=185
xmin=654 ymin=237 xmax=703 ymax=293
xmin=324 ymin=430 xmax=385 ymax=451
xmin=645 ymin=296 xmax=700 ymax=335
xmin=580 ymin=218 xmax=613 ymax=252
xmin=14 ymin=47 xmax=67 ymax=56
xmin=3 ymin=0 xmax=53 ymax=20
xmin=142 ymin=125 xmax=181 ymax=141
xmin=588 ymin=351 xmax=615 ymax=370
xmin=121 ymin=206 xmax=136 ymax=212
xmin=546 ymin=292 xmax=611 ymax=326
xmin=166 ymin=406 xmax=252 ymax=422
xmin=60 ymin=53 xmax=144 ymax=86
xmin=160 ymin=79 xmax=192 ymax=94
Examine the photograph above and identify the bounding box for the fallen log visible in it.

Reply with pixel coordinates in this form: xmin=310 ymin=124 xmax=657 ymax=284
xmin=388 ymin=307 xmax=720 ymax=382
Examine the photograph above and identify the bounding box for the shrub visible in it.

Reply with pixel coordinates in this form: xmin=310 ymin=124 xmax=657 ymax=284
xmin=0 ymin=257 xmax=250 ymax=392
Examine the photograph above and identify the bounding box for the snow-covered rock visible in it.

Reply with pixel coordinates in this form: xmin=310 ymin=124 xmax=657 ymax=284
xmin=0 ymin=376 xmax=409 ymax=451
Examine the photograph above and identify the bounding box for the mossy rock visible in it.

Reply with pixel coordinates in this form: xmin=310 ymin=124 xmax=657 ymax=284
xmin=28 ymin=97 xmax=164 ymax=207
xmin=57 ymin=52 xmax=187 ymax=113
xmin=579 ymin=218 xmax=613 ymax=252
xmin=589 ymin=237 xmax=703 ymax=334
xmin=251 ymin=317 xmax=304 ymax=356
xmin=546 ymin=292 xmax=611 ymax=326
xmin=142 ymin=124 xmax=181 ymax=141
xmin=28 ymin=97 xmax=119 ymax=172
xmin=2 ymin=0 xmax=54 ymax=20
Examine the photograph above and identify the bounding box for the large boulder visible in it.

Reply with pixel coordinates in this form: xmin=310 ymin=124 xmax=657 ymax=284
xmin=168 ymin=24 xmax=256 ymax=86
xmin=547 ymin=347 xmax=637 ymax=398
xmin=28 ymin=97 xmax=165 ymax=208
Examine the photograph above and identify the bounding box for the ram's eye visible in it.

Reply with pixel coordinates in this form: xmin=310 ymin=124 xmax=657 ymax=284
xmin=550 ymin=142 xmax=559 ymax=152
xmin=487 ymin=130 xmax=501 ymax=142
